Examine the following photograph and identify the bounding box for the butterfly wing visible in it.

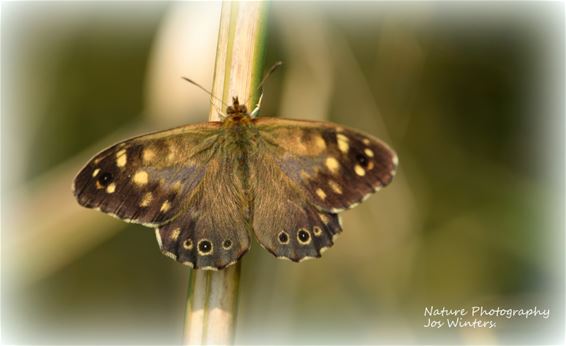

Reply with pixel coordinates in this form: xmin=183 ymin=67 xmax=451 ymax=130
xmin=156 ymin=155 xmax=252 ymax=270
xmin=254 ymin=118 xmax=398 ymax=212
xmin=74 ymin=122 xmax=252 ymax=269
xmin=250 ymin=117 xmax=397 ymax=261
xmin=250 ymin=153 xmax=343 ymax=262
xmin=73 ymin=122 xmax=222 ymax=227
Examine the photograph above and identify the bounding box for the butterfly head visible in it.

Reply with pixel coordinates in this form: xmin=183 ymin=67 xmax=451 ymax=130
xmin=225 ymin=97 xmax=248 ymax=117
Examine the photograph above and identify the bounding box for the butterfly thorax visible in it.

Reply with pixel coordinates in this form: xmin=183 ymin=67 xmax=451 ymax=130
xmin=221 ymin=97 xmax=259 ymax=151
xmin=216 ymin=97 xmax=259 ymax=203
xmin=223 ymin=113 xmax=252 ymax=128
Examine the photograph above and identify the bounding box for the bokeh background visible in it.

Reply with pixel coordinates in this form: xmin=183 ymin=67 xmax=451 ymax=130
xmin=1 ymin=2 xmax=564 ymax=345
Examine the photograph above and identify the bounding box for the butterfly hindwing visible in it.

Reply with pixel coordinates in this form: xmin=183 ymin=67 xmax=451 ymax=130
xmin=250 ymin=153 xmax=343 ymax=261
xmin=156 ymin=156 xmax=252 ymax=269
xmin=73 ymin=123 xmax=222 ymax=227
xmin=254 ymin=118 xmax=398 ymax=213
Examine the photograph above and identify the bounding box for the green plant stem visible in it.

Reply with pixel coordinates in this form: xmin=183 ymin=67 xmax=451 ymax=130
xmin=183 ymin=2 xmax=267 ymax=344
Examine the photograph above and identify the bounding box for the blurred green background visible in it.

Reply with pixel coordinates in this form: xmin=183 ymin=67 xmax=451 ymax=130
xmin=1 ymin=2 xmax=564 ymax=345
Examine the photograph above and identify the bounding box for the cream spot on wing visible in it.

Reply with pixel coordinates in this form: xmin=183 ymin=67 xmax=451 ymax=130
xmin=328 ymin=180 xmax=343 ymax=194
xmin=364 ymin=148 xmax=374 ymax=157
xmin=337 ymin=134 xmax=349 ymax=153
xmin=160 ymin=200 xmax=171 ymax=212
xmin=163 ymin=251 xmax=177 ymax=260
xmin=392 ymin=154 xmax=399 ymax=166
xmin=92 ymin=168 xmax=100 ymax=177
xmin=316 ymin=188 xmax=327 ymax=200
xmin=355 ymin=165 xmax=366 ymax=176
xmin=296 ymin=137 xmax=308 ymax=154
xmin=167 ymin=144 xmax=177 ymax=161
xmin=172 ymin=181 xmax=182 ymax=191
xmin=362 ymin=138 xmax=371 ymax=145
xmin=367 ymin=161 xmax=375 ymax=170
xmin=362 ymin=193 xmax=372 ymax=202
xmin=314 ymin=135 xmax=326 ymax=150
xmin=298 ymin=256 xmax=316 ymax=263
xmin=319 ymin=213 xmax=329 ymax=225
xmin=116 ymin=149 xmax=127 ymax=167
xmin=143 ymin=148 xmax=156 ymax=162
xmin=140 ymin=192 xmax=153 ymax=207
xmin=95 ymin=181 xmax=104 ymax=189
xmin=300 ymin=170 xmax=311 ymax=181
xmin=155 ymin=229 xmax=163 ymax=247
xmin=325 ymin=157 xmax=340 ymax=174
xmin=201 ymin=266 xmax=220 ymax=271
xmin=106 ymin=183 xmax=116 ymax=194
xmin=170 ymin=228 xmax=181 ymax=241
xmin=133 ymin=170 xmax=149 ymax=186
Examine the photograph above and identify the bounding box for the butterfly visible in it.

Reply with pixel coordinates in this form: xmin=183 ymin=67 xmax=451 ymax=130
xmin=73 ymin=96 xmax=398 ymax=270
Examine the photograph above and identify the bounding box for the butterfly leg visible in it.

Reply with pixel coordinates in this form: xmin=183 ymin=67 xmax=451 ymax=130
xmin=250 ymin=92 xmax=263 ymax=118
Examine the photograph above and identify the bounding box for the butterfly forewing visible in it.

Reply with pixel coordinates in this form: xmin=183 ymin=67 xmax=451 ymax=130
xmin=73 ymin=123 xmax=222 ymax=226
xmin=253 ymin=118 xmax=398 ymax=213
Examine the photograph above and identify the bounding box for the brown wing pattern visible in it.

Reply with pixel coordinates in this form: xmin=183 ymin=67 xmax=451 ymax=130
xmin=249 ymin=117 xmax=397 ymax=261
xmin=73 ymin=123 xmax=221 ymax=227
xmin=249 ymin=152 xmax=342 ymax=262
xmin=73 ymin=122 xmax=252 ymax=269
xmin=156 ymin=156 xmax=252 ymax=270
xmin=73 ymin=115 xmax=397 ymax=267
xmin=253 ymin=118 xmax=398 ymax=212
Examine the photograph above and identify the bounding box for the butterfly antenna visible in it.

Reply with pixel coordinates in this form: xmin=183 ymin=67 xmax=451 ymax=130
xmin=248 ymin=61 xmax=284 ymax=116
xmin=181 ymin=76 xmax=229 ymax=111
xmin=257 ymin=61 xmax=283 ymax=93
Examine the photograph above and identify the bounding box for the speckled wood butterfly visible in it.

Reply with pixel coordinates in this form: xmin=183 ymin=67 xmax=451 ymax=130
xmin=73 ymin=97 xmax=398 ymax=270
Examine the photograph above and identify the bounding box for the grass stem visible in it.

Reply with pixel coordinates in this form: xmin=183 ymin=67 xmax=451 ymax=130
xmin=183 ymin=2 xmax=267 ymax=344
